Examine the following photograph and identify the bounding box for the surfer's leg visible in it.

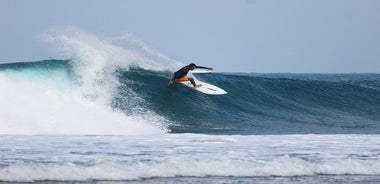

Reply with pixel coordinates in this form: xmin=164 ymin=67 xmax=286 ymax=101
xmin=189 ymin=78 xmax=196 ymax=86
xmin=189 ymin=78 xmax=202 ymax=88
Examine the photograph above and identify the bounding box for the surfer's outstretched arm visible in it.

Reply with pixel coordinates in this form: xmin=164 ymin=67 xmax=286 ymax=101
xmin=196 ymin=66 xmax=213 ymax=70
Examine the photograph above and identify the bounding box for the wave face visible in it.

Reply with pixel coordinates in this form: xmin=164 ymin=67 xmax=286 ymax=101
xmin=1 ymin=59 xmax=380 ymax=134
xmin=125 ymin=69 xmax=380 ymax=134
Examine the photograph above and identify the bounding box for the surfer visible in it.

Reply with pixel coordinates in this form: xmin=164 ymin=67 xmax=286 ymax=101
xmin=168 ymin=63 xmax=213 ymax=88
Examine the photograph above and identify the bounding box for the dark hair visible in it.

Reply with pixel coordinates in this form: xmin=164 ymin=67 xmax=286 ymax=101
xmin=189 ymin=63 xmax=196 ymax=67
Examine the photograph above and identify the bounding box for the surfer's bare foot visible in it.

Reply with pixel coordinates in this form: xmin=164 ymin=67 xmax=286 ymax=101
xmin=195 ymin=84 xmax=202 ymax=88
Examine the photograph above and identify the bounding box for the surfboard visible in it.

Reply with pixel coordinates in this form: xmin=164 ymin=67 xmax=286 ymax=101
xmin=179 ymin=79 xmax=227 ymax=95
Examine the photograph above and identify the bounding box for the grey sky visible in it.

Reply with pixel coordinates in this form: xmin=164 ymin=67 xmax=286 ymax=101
xmin=1 ymin=0 xmax=379 ymax=72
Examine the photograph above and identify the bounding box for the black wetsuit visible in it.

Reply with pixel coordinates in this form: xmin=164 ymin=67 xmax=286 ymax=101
xmin=171 ymin=65 xmax=207 ymax=80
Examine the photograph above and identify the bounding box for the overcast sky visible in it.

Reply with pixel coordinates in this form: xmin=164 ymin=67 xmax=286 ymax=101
xmin=1 ymin=0 xmax=379 ymax=73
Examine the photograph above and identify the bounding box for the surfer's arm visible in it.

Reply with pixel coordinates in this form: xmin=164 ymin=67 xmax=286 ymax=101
xmin=168 ymin=74 xmax=178 ymax=85
xmin=196 ymin=66 xmax=213 ymax=70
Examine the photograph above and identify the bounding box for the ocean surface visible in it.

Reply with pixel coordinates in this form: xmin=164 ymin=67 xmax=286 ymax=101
xmin=1 ymin=30 xmax=380 ymax=183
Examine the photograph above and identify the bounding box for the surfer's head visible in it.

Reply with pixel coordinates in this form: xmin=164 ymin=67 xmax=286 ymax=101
xmin=189 ymin=63 xmax=196 ymax=70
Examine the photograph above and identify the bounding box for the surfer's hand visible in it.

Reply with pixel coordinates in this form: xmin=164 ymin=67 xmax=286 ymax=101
xmin=207 ymin=67 xmax=213 ymax=70
xmin=168 ymin=80 xmax=173 ymax=85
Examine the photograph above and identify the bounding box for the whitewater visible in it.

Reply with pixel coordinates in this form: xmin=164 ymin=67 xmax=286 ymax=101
xmin=1 ymin=28 xmax=380 ymax=183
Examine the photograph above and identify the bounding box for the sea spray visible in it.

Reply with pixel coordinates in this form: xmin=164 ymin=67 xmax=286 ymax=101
xmin=0 ymin=27 xmax=188 ymax=134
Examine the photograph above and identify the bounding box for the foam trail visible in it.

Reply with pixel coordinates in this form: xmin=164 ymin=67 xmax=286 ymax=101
xmin=1 ymin=134 xmax=380 ymax=181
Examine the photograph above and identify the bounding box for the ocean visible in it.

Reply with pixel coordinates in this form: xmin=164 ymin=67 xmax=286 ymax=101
xmin=1 ymin=30 xmax=380 ymax=183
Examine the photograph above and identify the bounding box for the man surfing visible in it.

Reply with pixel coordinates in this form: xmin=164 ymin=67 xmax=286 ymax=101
xmin=168 ymin=63 xmax=213 ymax=88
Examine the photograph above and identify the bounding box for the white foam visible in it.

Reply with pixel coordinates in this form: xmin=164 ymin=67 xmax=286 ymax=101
xmin=0 ymin=72 xmax=164 ymax=135
xmin=0 ymin=27 xmax=184 ymax=135
xmin=1 ymin=134 xmax=380 ymax=181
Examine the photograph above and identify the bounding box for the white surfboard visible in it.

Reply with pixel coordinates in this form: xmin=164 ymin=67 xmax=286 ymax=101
xmin=179 ymin=79 xmax=227 ymax=95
